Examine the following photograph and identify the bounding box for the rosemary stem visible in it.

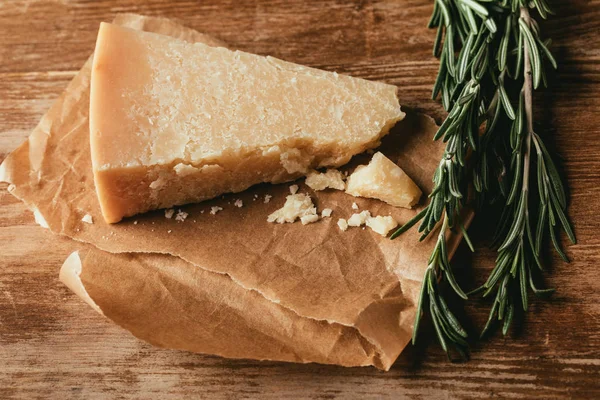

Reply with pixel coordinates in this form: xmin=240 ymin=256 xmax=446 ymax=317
xmin=521 ymin=6 xmax=534 ymax=233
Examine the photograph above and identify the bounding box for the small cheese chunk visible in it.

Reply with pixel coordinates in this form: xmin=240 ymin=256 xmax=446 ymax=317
xmin=210 ymin=206 xmax=223 ymax=215
xmin=347 ymin=210 xmax=371 ymax=227
xmin=321 ymin=208 xmax=333 ymax=217
xmin=352 ymin=202 xmax=359 ymax=210
xmin=164 ymin=208 xmax=175 ymax=219
xmin=90 ymin=23 xmax=405 ymax=223
xmin=234 ymin=199 xmax=243 ymax=208
xmin=365 ymin=215 xmax=398 ymax=237
xmin=346 ymin=152 xmax=422 ymax=208
xmin=337 ymin=219 xmax=349 ymax=231
xmin=81 ymin=214 xmax=93 ymax=224
xmin=300 ymin=214 xmax=320 ymax=225
xmin=264 ymin=194 xmax=272 ymax=203
xmin=175 ymin=210 xmax=188 ymax=222
xmin=305 ymin=169 xmax=346 ymax=191
xmin=289 ymin=185 xmax=299 ymax=195
xmin=267 ymin=193 xmax=318 ymax=224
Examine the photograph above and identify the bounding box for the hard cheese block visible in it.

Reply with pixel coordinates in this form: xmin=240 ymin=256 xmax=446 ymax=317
xmin=90 ymin=23 xmax=405 ymax=223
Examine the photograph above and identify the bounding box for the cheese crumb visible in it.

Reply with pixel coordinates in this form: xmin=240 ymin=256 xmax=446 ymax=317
xmin=300 ymin=214 xmax=320 ymax=225
xmin=133 ymin=220 xmax=138 ymax=225
xmin=289 ymin=184 xmax=299 ymax=195
xmin=346 ymin=152 xmax=422 ymax=208
xmin=164 ymin=208 xmax=175 ymax=219
xmin=210 ymin=206 xmax=223 ymax=215
xmin=351 ymin=202 xmax=359 ymax=210
xmin=81 ymin=214 xmax=93 ymax=224
xmin=337 ymin=219 xmax=349 ymax=231
xmin=321 ymin=208 xmax=333 ymax=218
xmin=175 ymin=210 xmax=188 ymax=222
xmin=167 ymin=230 xmax=172 ymax=233
xmin=267 ymin=193 xmax=318 ymax=224
xmin=347 ymin=210 xmax=371 ymax=227
xmin=234 ymin=199 xmax=244 ymax=208
xmin=264 ymin=194 xmax=272 ymax=203
xmin=366 ymin=215 xmax=398 ymax=237
xmin=305 ymin=169 xmax=346 ymax=191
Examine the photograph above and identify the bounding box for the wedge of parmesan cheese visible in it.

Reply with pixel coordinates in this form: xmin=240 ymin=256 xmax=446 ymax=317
xmin=305 ymin=169 xmax=346 ymax=191
xmin=267 ymin=193 xmax=319 ymax=224
xmin=345 ymin=152 xmax=422 ymax=209
xmin=90 ymin=23 xmax=405 ymax=223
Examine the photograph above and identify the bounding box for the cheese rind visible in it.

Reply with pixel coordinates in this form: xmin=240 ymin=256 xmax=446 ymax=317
xmin=345 ymin=152 xmax=422 ymax=209
xmin=90 ymin=23 xmax=405 ymax=223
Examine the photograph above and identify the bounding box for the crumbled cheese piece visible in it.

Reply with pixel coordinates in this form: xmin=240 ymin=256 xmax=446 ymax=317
xmin=133 ymin=220 xmax=138 ymax=225
xmin=175 ymin=210 xmax=188 ymax=222
xmin=365 ymin=215 xmax=398 ymax=237
xmin=321 ymin=208 xmax=333 ymax=217
xmin=164 ymin=208 xmax=175 ymax=219
xmin=234 ymin=199 xmax=243 ymax=208
xmin=300 ymin=214 xmax=320 ymax=225
xmin=346 ymin=152 xmax=422 ymax=208
xmin=81 ymin=214 xmax=93 ymax=224
xmin=305 ymin=169 xmax=346 ymax=191
xmin=264 ymin=194 xmax=273 ymax=203
xmin=289 ymin=184 xmax=299 ymax=195
xmin=254 ymin=194 xmax=259 ymax=198
xmin=337 ymin=219 xmax=349 ymax=231
xmin=167 ymin=230 xmax=172 ymax=233
xmin=352 ymin=202 xmax=359 ymax=210
xmin=267 ymin=193 xmax=318 ymax=224
xmin=210 ymin=206 xmax=223 ymax=215
xmin=347 ymin=210 xmax=371 ymax=227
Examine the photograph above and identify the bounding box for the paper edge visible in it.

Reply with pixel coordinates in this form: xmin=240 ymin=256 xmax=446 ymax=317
xmin=59 ymin=251 xmax=104 ymax=315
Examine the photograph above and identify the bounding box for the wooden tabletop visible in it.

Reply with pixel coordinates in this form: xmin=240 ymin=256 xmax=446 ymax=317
xmin=1 ymin=0 xmax=599 ymax=398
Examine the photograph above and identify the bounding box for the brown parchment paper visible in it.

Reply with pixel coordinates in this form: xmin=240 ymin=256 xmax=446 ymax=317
xmin=0 ymin=14 xmax=472 ymax=370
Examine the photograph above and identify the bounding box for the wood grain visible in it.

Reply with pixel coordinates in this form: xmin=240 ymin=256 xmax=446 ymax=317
xmin=1 ymin=0 xmax=599 ymax=398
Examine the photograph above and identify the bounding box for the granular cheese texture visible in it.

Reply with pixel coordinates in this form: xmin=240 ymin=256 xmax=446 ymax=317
xmin=90 ymin=23 xmax=405 ymax=223
xmin=305 ymin=169 xmax=346 ymax=191
xmin=267 ymin=193 xmax=318 ymax=224
xmin=346 ymin=152 xmax=422 ymax=208
xmin=365 ymin=215 xmax=398 ymax=236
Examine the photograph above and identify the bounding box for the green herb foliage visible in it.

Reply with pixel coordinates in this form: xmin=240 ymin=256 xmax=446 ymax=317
xmin=392 ymin=0 xmax=575 ymax=359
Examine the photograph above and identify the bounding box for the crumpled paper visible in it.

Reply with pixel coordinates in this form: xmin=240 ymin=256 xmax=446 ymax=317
xmin=0 ymin=14 xmax=471 ymax=370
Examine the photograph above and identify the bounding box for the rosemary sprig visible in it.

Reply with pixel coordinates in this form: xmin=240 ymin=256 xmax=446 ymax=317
xmin=475 ymin=5 xmax=576 ymax=337
xmin=392 ymin=0 xmax=575 ymax=357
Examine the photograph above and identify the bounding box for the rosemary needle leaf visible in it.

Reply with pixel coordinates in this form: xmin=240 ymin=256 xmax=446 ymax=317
xmin=502 ymin=301 xmax=514 ymax=335
xmin=390 ymin=208 xmax=427 ymax=239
